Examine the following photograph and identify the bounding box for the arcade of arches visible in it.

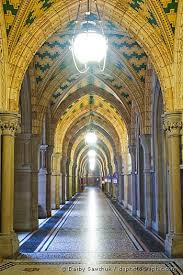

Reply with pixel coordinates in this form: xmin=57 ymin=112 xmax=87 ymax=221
xmin=0 ymin=0 xmax=183 ymax=265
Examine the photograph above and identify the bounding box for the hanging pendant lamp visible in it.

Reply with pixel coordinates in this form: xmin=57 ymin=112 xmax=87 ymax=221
xmin=71 ymin=0 xmax=108 ymax=73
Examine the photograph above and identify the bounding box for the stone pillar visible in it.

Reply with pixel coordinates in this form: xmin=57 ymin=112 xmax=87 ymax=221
xmin=61 ymin=156 xmax=67 ymax=204
xmin=46 ymin=146 xmax=53 ymax=216
xmin=122 ymin=153 xmax=128 ymax=208
xmin=55 ymin=174 xmax=60 ymax=209
xmin=31 ymin=134 xmax=40 ymax=228
xmin=65 ymin=175 xmax=69 ymax=201
xmin=116 ymin=155 xmax=123 ymax=204
xmin=15 ymin=133 xmax=39 ymax=231
xmin=72 ymin=164 xmax=77 ymax=195
xmin=51 ymin=153 xmax=61 ymax=209
xmin=61 ymin=174 xmax=66 ymax=204
xmin=38 ymin=144 xmax=48 ymax=218
xmin=140 ymin=134 xmax=152 ymax=228
xmin=129 ymin=145 xmax=137 ymax=216
xmin=14 ymin=132 xmax=30 ymax=235
xmin=77 ymin=175 xmax=80 ymax=193
xmin=67 ymin=159 xmax=73 ymax=199
xmin=164 ymin=112 xmax=183 ymax=257
xmin=0 ymin=112 xmax=19 ymax=257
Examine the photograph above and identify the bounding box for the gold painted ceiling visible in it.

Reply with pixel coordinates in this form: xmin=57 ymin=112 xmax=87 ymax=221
xmin=1 ymin=0 xmax=180 ymax=168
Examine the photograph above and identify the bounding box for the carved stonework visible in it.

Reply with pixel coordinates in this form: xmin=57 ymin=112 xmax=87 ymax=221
xmin=0 ymin=112 xmax=20 ymax=136
xmin=163 ymin=112 xmax=183 ymax=136
xmin=0 ymin=121 xmax=19 ymax=134
xmin=163 ymin=120 xmax=183 ymax=135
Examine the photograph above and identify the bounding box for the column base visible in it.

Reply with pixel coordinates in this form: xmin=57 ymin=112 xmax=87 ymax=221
xmin=55 ymin=204 xmax=60 ymax=209
xmin=0 ymin=232 xmax=19 ymax=258
xmin=14 ymin=221 xmax=38 ymax=232
xmin=165 ymin=233 xmax=183 ymax=257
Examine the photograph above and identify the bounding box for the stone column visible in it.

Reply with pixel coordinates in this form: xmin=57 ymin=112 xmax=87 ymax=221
xmin=72 ymin=164 xmax=77 ymax=195
xmin=38 ymin=144 xmax=48 ymax=218
xmin=14 ymin=133 xmax=32 ymax=230
xmin=14 ymin=133 xmax=39 ymax=231
xmin=51 ymin=153 xmax=61 ymax=209
xmin=61 ymin=157 xmax=67 ymax=204
xmin=116 ymin=155 xmax=123 ymax=204
xmin=51 ymin=154 xmax=56 ymax=209
xmin=164 ymin=112 xmax=183 ymax=257
xmin=46 ymin=146 xmax=54 ymax=216
xmin=55 ymin=174 xmax=60 ymax=209
xmin=77 ymin=175 xmax=80 ymax=193
xmin=140 ymin=134 xmax=152 ymax=228
xmin=122 ymin=152 xmax=128 ymax=208
xmin=129 ymin=145 xmax=137 ymax=216
xmin=61 ymin=174 xmax=66 ymax=204
xmin=67 ymin=159 xmax=73 ymax=199
xmin=31 ymin=134 xmax=40 ymax=229
xmin=0 ymin=112 xmax=19 ymax=257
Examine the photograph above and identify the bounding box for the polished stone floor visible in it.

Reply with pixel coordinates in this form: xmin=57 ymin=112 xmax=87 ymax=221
xmin=45 ymin=187 xmax=139 ymax=255
xmin=18 ymin=187 xmax=164 ymax=259
xmin=1 ymin=187 xmax=183 ymax=274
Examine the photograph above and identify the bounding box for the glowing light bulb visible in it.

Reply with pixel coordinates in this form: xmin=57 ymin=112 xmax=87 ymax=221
xmin=73 ymin=31 xmax=108 ymax=64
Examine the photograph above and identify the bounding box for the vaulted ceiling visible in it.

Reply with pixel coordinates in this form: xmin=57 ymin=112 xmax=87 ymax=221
xmin=2 ymin=0 xmax=179 ymax=173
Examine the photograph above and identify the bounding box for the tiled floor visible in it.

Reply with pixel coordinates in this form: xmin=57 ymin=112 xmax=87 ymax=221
xmin=46 ymin=188 xmax=139 ymax=256
xmin=16 ymin=187 xmax=172 ymax=260
xmin=1 ymin=187 xmax=183 ymax=274
xmin=17 ymin=210 xmax=59 ymax=245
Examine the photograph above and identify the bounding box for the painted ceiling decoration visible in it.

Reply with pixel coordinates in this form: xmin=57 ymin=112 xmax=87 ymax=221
xmin=31 ymin=18 xmax=146 ymax=117
xmin=2 ymin=0 xmax=180 ymax=162
xmin=34 ymin=21 xmax=147 ymax=85
xmin=160 ymin=0 xmax=178 ymax=31
xmin=3 ymin=0 xmax=178 ymax=37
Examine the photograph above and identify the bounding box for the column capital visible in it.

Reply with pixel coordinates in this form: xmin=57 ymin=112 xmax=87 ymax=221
xmin=163 ymin=111 xmax=183 ymax=136
xmin=40 ymin=144 xmax=48 ymax=151
xmin=0 ymin=112 xmax=20 ymax=136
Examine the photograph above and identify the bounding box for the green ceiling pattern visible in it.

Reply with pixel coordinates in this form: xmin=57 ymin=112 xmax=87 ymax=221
xmin=34 ymin=21 xmax=147 ymax=92
xmin=51 ymin=72 xmax=132 ymax=108
xmin=2 ymin=0 xmax=178 ymax=36
xmin=3 ymin=0 xmax=21 ymax=34
xmin=160 ymin=0 xmax=178 ymax=31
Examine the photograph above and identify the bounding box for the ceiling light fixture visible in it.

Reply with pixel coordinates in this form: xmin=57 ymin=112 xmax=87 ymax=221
xmin=71 ymin=0 xmax=108 ymax=73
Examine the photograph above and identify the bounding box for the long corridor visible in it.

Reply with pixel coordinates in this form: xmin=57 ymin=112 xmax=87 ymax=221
xmin=25 ymin=187 xmax=141 ymax=258
xmin=17 ymin=187 xmax=164 ymax=260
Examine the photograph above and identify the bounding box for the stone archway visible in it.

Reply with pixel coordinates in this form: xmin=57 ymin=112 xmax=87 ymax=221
xmin=8 ymin=0 xmax=173 ymax=112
